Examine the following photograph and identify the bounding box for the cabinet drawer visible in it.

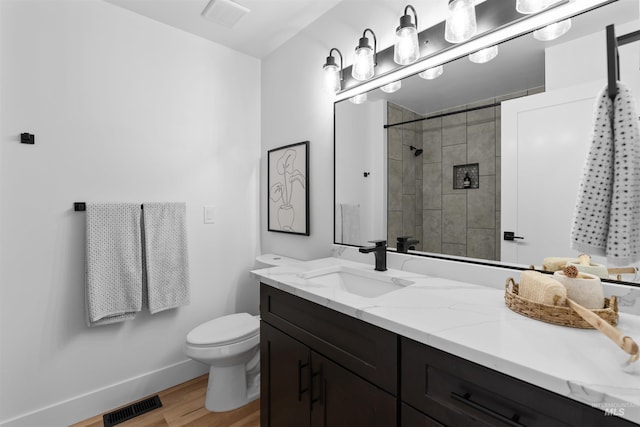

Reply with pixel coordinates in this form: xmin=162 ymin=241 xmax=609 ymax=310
xmin=401 ymin=337 xmax=636 ymax=427
xmin=261 ymin=284 xmax=397 ymax=394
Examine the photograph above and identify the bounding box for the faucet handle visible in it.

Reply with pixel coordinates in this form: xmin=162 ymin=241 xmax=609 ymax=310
xmin=368 ymin=239 xmax=387 ymax=247
xmin=396 ymin=236 xmax=412 ymax=242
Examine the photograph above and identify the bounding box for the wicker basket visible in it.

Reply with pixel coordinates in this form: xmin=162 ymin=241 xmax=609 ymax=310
xmin=504 ymin=278 xmax=618 ymax=329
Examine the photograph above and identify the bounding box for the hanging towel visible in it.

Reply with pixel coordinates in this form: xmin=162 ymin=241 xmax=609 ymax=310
xmin=85 ymin=203 xmax=143 ymax=327
xmin=142 ymin=202 xmax=190 ymax=314
xmin=571 ymin=82 xmax=640 ymax=265
xmin=340 ymin=203 xmax=361 ymax=245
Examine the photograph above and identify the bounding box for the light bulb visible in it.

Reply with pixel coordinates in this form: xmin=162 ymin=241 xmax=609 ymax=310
xmin=322 ymin=63 xmax=340 ymax=95
xmin=469 ymin=45 xmax=499 ymax=64
xmin=419 ymin=65 xmax=443 ymax=80
xmin=352 ymin=46 xmax=375 ymax=81
xmin=394 ymin=25 xmax=419 ymax=65
xmin=516 ymin=0 xmax=550 ymax=14
xmin=533 ymin=18 xmax=571 ymax=41
xmin=349 ymin=93 xmax=367 ymax=104
xmin=381 ymin=81 xmax=401 ymax=94
xmin=445 ymin=0 xmax=477 ymax=44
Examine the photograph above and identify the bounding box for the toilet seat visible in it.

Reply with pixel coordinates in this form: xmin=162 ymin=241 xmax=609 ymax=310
xmin=187 ymin=313 xmax=259 ymax=347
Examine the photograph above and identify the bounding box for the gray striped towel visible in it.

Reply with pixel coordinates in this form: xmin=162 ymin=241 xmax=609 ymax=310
xmin=142 ymin=202 xmax=190 ymax=314
xmin=85 ymin=203 xmax=143 ymax=327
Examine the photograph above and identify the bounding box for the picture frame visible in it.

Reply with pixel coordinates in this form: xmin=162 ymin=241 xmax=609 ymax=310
xmin=267 ymin=141 xmax=309 ymax=235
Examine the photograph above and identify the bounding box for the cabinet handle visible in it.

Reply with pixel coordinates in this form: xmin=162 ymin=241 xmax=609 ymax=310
xmin=451 ymin=392 xmax=525 ymax=427
xmin=298 ymin=360 xmax=309 ymax=401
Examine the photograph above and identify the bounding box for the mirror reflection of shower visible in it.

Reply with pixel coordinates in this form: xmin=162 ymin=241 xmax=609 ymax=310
xmin=409 ymin=145 xmax=423 ymax=156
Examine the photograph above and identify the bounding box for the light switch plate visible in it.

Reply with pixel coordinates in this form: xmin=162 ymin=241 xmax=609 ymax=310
xmin=204 ymin=206 xmax=215 ymax=224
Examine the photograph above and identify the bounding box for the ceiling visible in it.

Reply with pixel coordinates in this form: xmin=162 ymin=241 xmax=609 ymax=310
xmin=104 ymin=0 xmax=345 ymax=59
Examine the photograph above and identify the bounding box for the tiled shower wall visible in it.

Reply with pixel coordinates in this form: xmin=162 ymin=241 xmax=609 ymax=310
xmin=388 ymin=87 xmax=543 ymax=261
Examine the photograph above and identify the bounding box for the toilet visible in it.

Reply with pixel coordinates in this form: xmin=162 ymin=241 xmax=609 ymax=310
xmin=184 ymin=254 xmax=299 ymax=412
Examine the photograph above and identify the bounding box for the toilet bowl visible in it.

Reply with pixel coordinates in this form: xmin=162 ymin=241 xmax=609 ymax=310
xmin=185 ymin=312 xmax=260 ymax=412
xmin=184 ymin=254 xmax=299 ymax=412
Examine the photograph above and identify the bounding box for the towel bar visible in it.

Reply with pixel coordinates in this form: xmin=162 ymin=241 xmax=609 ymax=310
xmin=74 ymin=203 xmax=144 ymax=211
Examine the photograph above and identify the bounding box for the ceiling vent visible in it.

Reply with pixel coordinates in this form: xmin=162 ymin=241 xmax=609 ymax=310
xmin=201 ymin=0 xmax=251 ymax=28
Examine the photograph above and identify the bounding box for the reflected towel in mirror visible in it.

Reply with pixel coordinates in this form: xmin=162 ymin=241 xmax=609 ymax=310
xmin=337 ymin=203 xmax=361 ymax=245
xmin=571 ymin=82 xmax=640 ymax=265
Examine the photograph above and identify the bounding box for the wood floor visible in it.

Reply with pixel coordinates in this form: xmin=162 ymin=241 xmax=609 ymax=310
xmin=71 ymin=375 xmax=260 ymax=427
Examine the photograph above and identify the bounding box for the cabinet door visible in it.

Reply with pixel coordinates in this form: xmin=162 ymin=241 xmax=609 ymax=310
xmin=310 ymin=351 xmax=396 ymax=427
xmin=261 ymin=322 xmax=311 ymax=427
xmin=401 ymin=403 xmax=445 ymax=427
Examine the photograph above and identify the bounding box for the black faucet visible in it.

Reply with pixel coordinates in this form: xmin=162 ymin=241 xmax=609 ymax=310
xmin=396 ymin=236 xmax=419 ymax=253
xmin=359 ymin=240 xmax=387 ymax=271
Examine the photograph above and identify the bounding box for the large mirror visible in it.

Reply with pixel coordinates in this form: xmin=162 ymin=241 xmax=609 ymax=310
xmin=335 ymin=0 xmax=640 ymax=284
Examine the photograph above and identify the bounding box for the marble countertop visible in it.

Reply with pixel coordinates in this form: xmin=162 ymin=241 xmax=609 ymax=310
xmin=252 ymin=256 xmax=640 ymax=424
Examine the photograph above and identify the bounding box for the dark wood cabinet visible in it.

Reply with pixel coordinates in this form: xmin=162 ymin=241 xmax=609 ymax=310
xmin=260 ymin=283 xmax=637 ymax=427
xmin=401 ymin=337 xmax=637 ymax=427
xmin=260 ymin=321 xmax=311 ymax=427
xmin=260 ymin=285 xmax=397 ymax=427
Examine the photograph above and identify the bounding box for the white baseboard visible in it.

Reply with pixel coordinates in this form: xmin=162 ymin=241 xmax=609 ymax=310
xmin=0 ymin=359 xmax=208 ymax=427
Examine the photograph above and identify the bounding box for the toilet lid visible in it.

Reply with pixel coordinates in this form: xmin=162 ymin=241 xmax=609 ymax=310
xmin=187 ymin=313 xmax=259 ymax=346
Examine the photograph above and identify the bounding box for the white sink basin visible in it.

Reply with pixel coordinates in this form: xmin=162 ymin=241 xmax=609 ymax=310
xmin=298 ymin=265 xmax=414 ymax=298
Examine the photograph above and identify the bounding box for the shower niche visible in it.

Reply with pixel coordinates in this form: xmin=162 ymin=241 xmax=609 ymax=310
xmin=453 ymin=163 xmax=479 ymax=190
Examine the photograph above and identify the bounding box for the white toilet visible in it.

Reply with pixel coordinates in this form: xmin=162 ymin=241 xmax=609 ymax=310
xmin=184 ymin=254 xmax=299 ymax=412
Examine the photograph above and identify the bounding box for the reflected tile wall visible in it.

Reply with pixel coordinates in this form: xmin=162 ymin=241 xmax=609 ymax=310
xmin=388 ymin=88 xmax=541 ymax=260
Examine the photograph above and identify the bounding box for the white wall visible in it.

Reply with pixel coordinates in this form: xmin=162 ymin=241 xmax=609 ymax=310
xmin=0 ymin=1 xmax=260 ymax=425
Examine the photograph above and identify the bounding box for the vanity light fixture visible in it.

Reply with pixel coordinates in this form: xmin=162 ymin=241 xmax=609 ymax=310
xmin=533 ymin=18 xmax=572 ymax=41
xmin=380 ymin=80 xmax=402 ymax=93
xmin=516 ymin=0 xmax=550 ymax=15
xmin=394 ymin=5 xmax=420 ymax=65
xmin=444 ymin=0 xmax=477 ymax=44
xmin=419 ymin=65 xmax=444 ymax=80
xmin=322 ymin=48 xmax=344 ymax=95
xmin=349 ymin=93 xmax=367 ymax=104
xmin=352 ymin=28 xmax=377 ymax=81
xmin=469 ymin=45 xmax=499 ymax=63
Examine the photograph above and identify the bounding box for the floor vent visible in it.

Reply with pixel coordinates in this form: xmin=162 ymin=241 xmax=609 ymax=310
xmin=103 ymin=395 xmax=162 ymax=427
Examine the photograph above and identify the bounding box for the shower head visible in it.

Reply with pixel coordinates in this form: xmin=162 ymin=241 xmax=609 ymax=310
xmin=409 ymin=145 xmax=423 ymax=157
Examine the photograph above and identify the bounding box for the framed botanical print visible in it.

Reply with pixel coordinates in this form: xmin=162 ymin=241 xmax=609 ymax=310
xmin=267 ymin=141 xmax=309 ymax=235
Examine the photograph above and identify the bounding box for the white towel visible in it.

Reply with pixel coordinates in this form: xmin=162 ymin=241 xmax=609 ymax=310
xmin=142 ymin=202 xmax=190 ymax=314
xmin=85 ymin=203 xmax=143 ymax=327
xmin=340 ymin=203 xmax=361 ymax=245
xmin=571 ymin=82 xmax=640 ymax=265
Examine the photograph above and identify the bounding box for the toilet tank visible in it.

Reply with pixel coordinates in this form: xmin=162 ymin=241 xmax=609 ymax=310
xmin=255 ymin=253 xmax=301 ymax=268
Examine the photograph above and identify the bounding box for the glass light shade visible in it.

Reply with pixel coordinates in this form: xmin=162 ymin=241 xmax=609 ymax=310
xmin=352 ymin=46 xmax=375 ymax=81
xmin=516 ymin=0 xmax=550 ymax=14
xmin=349 ymin=93 xmax=367 ymax=104
xmin=380 ymin=81 xmax=401 ymax=94
xmin=445 ymin=0 xmax=477 ymax=44
xmin=322 ymin=63 xmax=341 ymax=95
xmin=419 ymin=65 xmax=443 ymax=80
xmin=394 ymin=26 xmax=420 ymax=65
xmin=533 ymin=18 xmax=571 ymax=41
xmin=469 ymin=45 xmax=499 ymax=64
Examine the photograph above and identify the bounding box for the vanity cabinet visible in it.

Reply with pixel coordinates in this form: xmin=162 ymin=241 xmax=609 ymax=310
xmin=260 ymin=284 xmax=397 ymax=427
xmin=401 ymin=337 xmax=636 ymax=427
xmin=260 ymin=283 xmax=636 ymax=427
